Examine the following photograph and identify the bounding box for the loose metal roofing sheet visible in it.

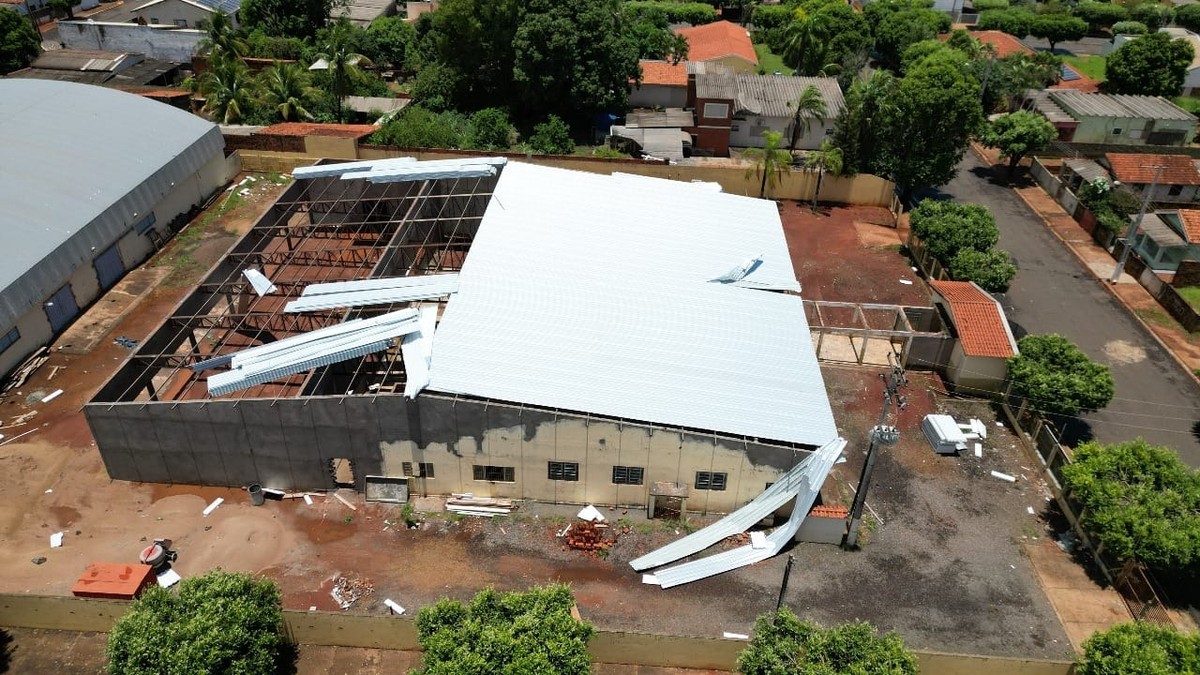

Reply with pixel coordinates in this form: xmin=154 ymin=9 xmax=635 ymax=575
xmin=0 ymin=79 xmax=223 ymax=332
xmin=284 ymin=274 xmax=460 ymax=312
xmin=425 ymin=161 xmax=836 ymax=446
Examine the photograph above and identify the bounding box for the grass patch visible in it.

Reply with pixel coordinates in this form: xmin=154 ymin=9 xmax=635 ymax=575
xmin=1175 ymin=286 xmax=1200 ymax=313
xmin=1064 ymin=54 xmax=1106 ymax=81
xmin=1174 ymin=96 xmax=1200 ymax=115
xmin=754 ymin=43 xmax=793 ymax=75
xmin=154 ymin=191 xmax=245 ymax=284
xmin=1135 ymin=306 xmax=1176 ymax=328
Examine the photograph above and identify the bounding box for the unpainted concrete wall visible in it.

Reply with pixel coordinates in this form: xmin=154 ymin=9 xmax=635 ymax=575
xmin=57 ymin=21 xmax=204 ymax=63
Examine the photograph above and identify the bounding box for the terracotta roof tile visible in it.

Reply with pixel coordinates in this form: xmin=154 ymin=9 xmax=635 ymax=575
xmin=257 ymin=122 xmax=377 ymax=138
xmin=676 ymin=21 xmax=758 ymax=66
xmin=930 ymin=280 xmax=1017 ymax=358
xmin=1106 ymin=153 xmax=1200 ymax=186
xmin=639 ymin=60 xmax=688 ymax=87
xmin=1177 ymin=210 xmax=1200 ymax=242
xmin=809 ymin=505 xmax=849 ymax=518
xmin=971 ymin=30 xmax=1033 ymax=58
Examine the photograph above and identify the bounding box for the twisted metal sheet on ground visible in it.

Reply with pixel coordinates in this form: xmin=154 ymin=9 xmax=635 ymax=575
xmin=650 ymin=438 xmax=845 ymax=589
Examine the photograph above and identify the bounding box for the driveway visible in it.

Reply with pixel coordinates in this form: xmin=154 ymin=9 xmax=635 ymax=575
xmin=937 ymin=154 xmax=1200 ymax=466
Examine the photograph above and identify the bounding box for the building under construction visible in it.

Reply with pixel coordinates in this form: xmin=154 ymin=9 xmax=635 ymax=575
xmin=85 ymin=157 xmax=838 ymax=513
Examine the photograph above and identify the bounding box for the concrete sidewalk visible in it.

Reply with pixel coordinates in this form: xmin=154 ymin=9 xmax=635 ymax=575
xmin=1023 ymin=542 xmax=1129 ymax=653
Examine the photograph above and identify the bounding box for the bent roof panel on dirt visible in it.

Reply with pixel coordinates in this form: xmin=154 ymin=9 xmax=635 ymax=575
xmin=425 ymin=161 xmax=837 ymax=446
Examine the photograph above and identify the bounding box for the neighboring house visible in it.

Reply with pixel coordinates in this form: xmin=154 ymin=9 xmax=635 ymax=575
xmin=57 ymin=20 xmax=205 ymax=63
xmin=1108 ymin=27 xmax=1200 ymax=96
xmin=131 ymin=0 xmax=239 ymax=28
xmin=1105 ymin=152 xmax=1200 ymax=204
xmin=0 ymin=79 xmax=236 ymax=380
xmin=6 ymin=49 xmax=182 ymax=88
xmin=1026 ymin=89 xmax=1197 ymax=146
xmin=929 ymin=280 xmax=1019 ymax=395
xmin=960 ymin=31 xmax=1098 ymax=92
xmin=630 ymin=60 xmax=688 ymax=109
xmin=339 ymin=0 xmax=394 ymax=27
xmin=1 ymin=0 xmax=99 ymax=20
xmin=1129 ymin=209 xmax=1200 ymax=273
xmin=405 ymin=0 xmax=437 ymax=21
xmin=676 ymin=20 xmax=758 ymax=73
xmin=687 ymin=63 xmax=844 ymax=155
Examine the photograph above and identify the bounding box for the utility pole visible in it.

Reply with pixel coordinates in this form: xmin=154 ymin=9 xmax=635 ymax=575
xmin=1110 ymin=164 xmax=1165 ymax=284
xmin=842 ymin=354 xmax=905 ymax=549
xmin=775 ymin=554 xmax=795 ymax=613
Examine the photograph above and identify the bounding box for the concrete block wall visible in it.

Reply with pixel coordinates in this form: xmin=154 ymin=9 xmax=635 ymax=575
xmin=57 ymin=21 xmax=204 ymax=63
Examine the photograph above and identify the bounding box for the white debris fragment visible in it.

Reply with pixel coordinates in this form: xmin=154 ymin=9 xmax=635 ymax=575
xmin=384 ymin=599 xmax=405 ymax=615
xmin=44 ymin=488 xmax=52 ymax=494
xmin=202 ymin=497 xmax=224 ymax=516
xmin=49 ymin=532 xmax=63 ymax=548
xmin=974 ymin=443 xmax=982 ymax=458
xmin=41 ymin=389 xmax=63 ymax=403
xmin=750 ymin=531 xmax=768 ymax=549
xmin=642 ymin=574 xmax=660 ymax=585
xmin=303 ymin=494 xmax=313 ymax=506
xmin=723 ymin=632 xmax=750 ymax=640
xmin=156 ymin=568 xmax=182 ymax=588
xmin=991 ymin=471 xmax=1016 ymax=483
xmin=577 ymin=504 xmax=606 ymax=522
xmin=1027 ymin=506 xmax=1035 ymax=515
xmin=899 ymin=279 xmax=914 ymax=285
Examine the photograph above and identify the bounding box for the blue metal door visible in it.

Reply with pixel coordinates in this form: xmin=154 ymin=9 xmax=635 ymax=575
xmin=45 ymin=284 xmax=79 ymax=333
xmin=93 ymin=243 xmax=125 ymax=290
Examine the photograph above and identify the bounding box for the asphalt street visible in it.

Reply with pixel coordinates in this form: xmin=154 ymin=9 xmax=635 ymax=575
xmin=939 ymin=154 xmax=1200 ymax=466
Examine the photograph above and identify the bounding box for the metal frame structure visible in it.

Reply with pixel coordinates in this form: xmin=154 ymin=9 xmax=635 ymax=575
xmin=93 ymin=167 xmax=499 ymax=405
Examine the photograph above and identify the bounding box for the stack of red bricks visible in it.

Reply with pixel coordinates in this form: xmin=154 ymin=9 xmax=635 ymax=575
xmin=565 ymin=522 xmax=611 ymax=551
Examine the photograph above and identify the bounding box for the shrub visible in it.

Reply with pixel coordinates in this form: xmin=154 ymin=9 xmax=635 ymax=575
xmin=949 ymin=248 xmax=1018 ymax=292
xmin=1178 ymin=3 xmax=1200 ymax=33
xmin=527 ymin=115 xmax=576 ymax=155
xmin=369 ymin=107 xmax=469 ymax=149
xmin=736 ymin=610 xmax=918 ymax=675
xmin=972 ymin=0 xmax=1009 ymax=11
xmin=977 ymin=8 xmax=1036 ymax=37
xmin=1128 ymin=2 xmax=1173 ymax=31
xmin=909 ymin=199 xmax=999 ymax=262
xmin=1073 ymin=1 xmax=1128 ymax=30
xmin=1007 ymin=334 xmax=1114 ymax=417
xmin=624 ymin=1 xmax=717 ymax=26
xmin=1078 ymin=622 xmax=1200 ymax=675
xmin=1111 ymin=20 xmax=1148 ymax=35
xmin=466 ymin=107 xmax=515 ymax=150
xmin=751 ymin=4 xmax=793 ymax=31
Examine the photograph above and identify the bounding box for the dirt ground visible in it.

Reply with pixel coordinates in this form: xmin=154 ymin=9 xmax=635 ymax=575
xmin=0 ymin=193 xmax=1073 ymax=661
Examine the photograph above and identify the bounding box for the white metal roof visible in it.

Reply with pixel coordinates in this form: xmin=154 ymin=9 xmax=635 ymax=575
xmin=426 ymin=161 xmax=836 ymax=446
xmin=284 ymin=273 xmax=459 ymax=313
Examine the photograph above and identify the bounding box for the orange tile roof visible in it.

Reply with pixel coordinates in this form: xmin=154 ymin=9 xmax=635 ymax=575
xmin=1050 ymin=65 xmax=1101 ymax=94
xmin=971 ymin=30 xmax=1034 ymax=58
xmin=1106 ymin=153 xmax=1200 ymax=186
xmin=1177 ymin=210 xmax=1200 ymax=243
xmin=257 ymin=122 xmax=377 ymax=139
xmin=809 ymin=505 xmax=849 ymax=518
xmin=639 ymin=60 xmax=688 ymax=87
xmin=676 ymin=21 xmax=758 ymax=66
xmin=930 ymin=280 xmax=1017 ymax=358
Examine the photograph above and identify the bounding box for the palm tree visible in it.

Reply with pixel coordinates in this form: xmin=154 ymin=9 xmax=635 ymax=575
xmin=199 ymin=55 xmax=257 ymax=124
xmin=787 ymin=84 xmax=828 ymax=151
xmin=314 ymin=19 xmax=372 ymax=123
xmin=261 ymin=61 xmax=319 ymax=121
xmin=743 ymin=130 xmax=793 ymax=199
xmin=781 ymin=7 xmax=828 ymax=75
xmin=805 ymin=140 xmax=843 ymax=211
xmin=198 ymin=10 xmax=246 ymax=59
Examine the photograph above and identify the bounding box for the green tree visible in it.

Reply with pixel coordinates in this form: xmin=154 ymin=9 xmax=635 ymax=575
xmin=1111 ymin=20 xmax=1149 ymax=35
xmin=752 ymin=4 xmax=794 ymax=31
xmin=48 ymin=0 xmax=73 ymax=19
xmin=977 ymin=8 xmax=1036 ymax=38
xmin=240 ymin=0 xmax=334 ymax=39
xmin=909 ymin=200 xmax=999 ymax=261
xmin=1072 ymin=1 xmax=1128 ymax=31
xmin=973 ymin=0 xmax=1009 ymax=10
xmin=370 ymin=107 xmax=469 ymax=148
xmin=787 ymin=84 xmax=828 ymax=151
xmin=1078 ymin=622 xmax=1200 ymax=675
xmin=1107 ymin=32 xmax=1195 ymax=98
xmin=805 ymin=139 xmax=843 ymax=210
xmin=415 ymin=585 xmax=592 ymax=675
xmin=949 ymin=248 xmax=1018 ymax=292
xmin=198 ymin=10 xmax=246 ymax=59
xmin=736 ymin=609 xmax=918 ymax=675
xmin=1062 ymin=439 xmax=1200 ymax=570
xmin=0 ymin=7 xmax=38 ymax=75
xmin=410 ymin=61 xmax=461 ymax=112
xmin=198 ymin=55 xmax=259 ymax=123
xmin=1177 ymin=4 xmax=1200 ymax=33
xmin=981 ymin=110 xmax=1058 ymax=174
xmin=977 ymin=51 xmax=1062 ymax=114
xmin=831 ymin=71 xmax=895 ymax=175
xmin=1030 ymin=14 xmax=1087 ymax=53
xmin=260 ymin=61 xmax=319 ymax=121
xmin=314 ymin=19 xmax=372 ymax=122
xmin=363 ymin=16 xmax=416 ymax=70
xmin=875 ymin=8 xmax=950 ymax=72
xmin=900 ymin=39 xmax=965 ymax=74
xmin=1128 ymin=3 xmax=1174 ymax=32
xmin=466 ymin=107 xmax=515 ymax=150
xmin=875 ymin=58 xmax=983 ymax=198
xmin=1007 ymin=334 xmax=1114 ymax=417
xmin=107 ymin=570 xmax=283 ymax=675
xmin=744 ymin=130 xmax=793 ymax=198
xmin=781 ymin=6 xmax=829 ymax=74
xmin=244 ymin=29 xmax=312 ymax=60
xmin=526 ymin=114 xmax=575 ymax=154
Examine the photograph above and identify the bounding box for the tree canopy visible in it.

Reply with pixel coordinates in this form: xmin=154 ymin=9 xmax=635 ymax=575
xmin=1106 ymin=32 xmax=1194 ymax=98
xmin=415 ymin=584 xmax=593 ymax=675
xmin=736 ymin=609 xmax=918 ymax=675
xmin=981 ymin=110 xmax=1058 ymax=173
xmin=1007 ymin=334 xmax=1114 ymax=417
xmin=1072 ymin=1 xmax=1128 ymax=31
xmin=240 ymin=0 xmax=335 ymax=40
xmin=977 ymin=8 xmax=1035 ymax=38
xmin=106 ymin=570 xmax=284 ymax=675
xmin=910 ymin=200 xmax=999 ymax=261
xmin=1061 ymin=439 xmax=1200 ymax=571
xmin=1029 ymin=14 xmax=1087 ymax=53
xmin=949 ymin=248 xmax=1017 ymax=293
xmin=1178 ymin=4 xmax=1200 ymax=34
xmin=1077 ymin=622 xmax=1200 ymax=675
xmin=0 ymin=7 xmax=39 ymax=75
xmin=874 ymin=7 xmax=950 ymax=72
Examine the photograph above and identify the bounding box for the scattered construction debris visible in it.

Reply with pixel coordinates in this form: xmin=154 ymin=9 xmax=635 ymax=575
xmin=1 ymin=347 xmax=48 ymax=395
xmin=333 ymin=493 xmax=358 ymax=511
xmin=41 ymin=389 xmax=63 ymax=403
xmin=576 ymin=504 xmax=606 ymax=522
xmin=384 ymin=598 xmax=405 ymax=615
xmin=50 ymin=532 xmax=63 ymax=548
xmin=331 ymin=575 xmax=375 ymax=610
xmin=113 ymin=336 xmax=139 ymax=349
xmin=922 ymin=414 xmax=986 ymax=455
xmin=201 ymin=498 xmax=223 ymax=516
xmin=723 ymin=632 xmax=750 ymax=640
xmin=446 ymin=494 xmax=515 ymax=517
xmin=564 ymin=521 xmax=612 ymax=552
xmin=991 ymin=470 xmax=1016 ymax=483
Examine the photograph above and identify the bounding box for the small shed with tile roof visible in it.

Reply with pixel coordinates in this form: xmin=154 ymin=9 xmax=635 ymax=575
xmin=1105 ymin=153 xmax=1200 ymax=204
xmin=930 ymin=280 xmax=1019 ymax=394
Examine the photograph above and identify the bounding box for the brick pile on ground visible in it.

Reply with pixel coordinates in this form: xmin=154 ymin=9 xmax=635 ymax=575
xmin=564 ymin=522 xmax=612 ymax=552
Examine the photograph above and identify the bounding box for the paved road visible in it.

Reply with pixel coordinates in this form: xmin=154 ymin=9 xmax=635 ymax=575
xmin=938 ymin=154 xmax=1200 ymax=466
xmin=1020 ymin=36 xmax=1112 ymax=56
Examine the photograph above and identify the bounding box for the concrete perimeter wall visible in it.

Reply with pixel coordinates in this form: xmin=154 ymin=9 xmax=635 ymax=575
xmin=235 ymin=147 xmax=898 ymax=208
xmin=84 ymin=393 xmax=806 ymax=514
xmin=57 ymin=21 xmax=204 ymax=63
xmin=0 ymin=594 xmax=1076 ymax=674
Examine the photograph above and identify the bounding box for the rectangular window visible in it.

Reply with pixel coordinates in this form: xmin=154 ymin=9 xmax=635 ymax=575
xmin=1169 ymin=184 xmax=1184 ymax=197
xmin=612 ymin=465 xmax=644 ymax=485
xmin=173 ymin=18 xmax=187 ymax=26
xmin=0 ymin=327 xmax=19 ymax=355
xmin=548 ymin=461 xmax=579 ymax=482
xmin=1112 ymin=127 xmax=1123 ymax=136
xmin=134 ymin=212 xmax=157 ymax=235
xmin=150 ymin=17 xmax=160 ymax=23
xmin=702 ymin=102 xmax=729 ymax=119
xmin=695 ymin=471 xmax=728 ymax=491
xmin=401 ymin=461 xmax=434 ymax=478
xmin=473 ymin=465 xmax=514 ymax=482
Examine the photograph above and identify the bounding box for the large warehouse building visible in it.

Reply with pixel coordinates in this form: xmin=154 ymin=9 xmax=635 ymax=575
xmin=0 ymin=80 xmax=237 ymax=378
xmin=85 ymin=158 xmax=837 ymax=513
